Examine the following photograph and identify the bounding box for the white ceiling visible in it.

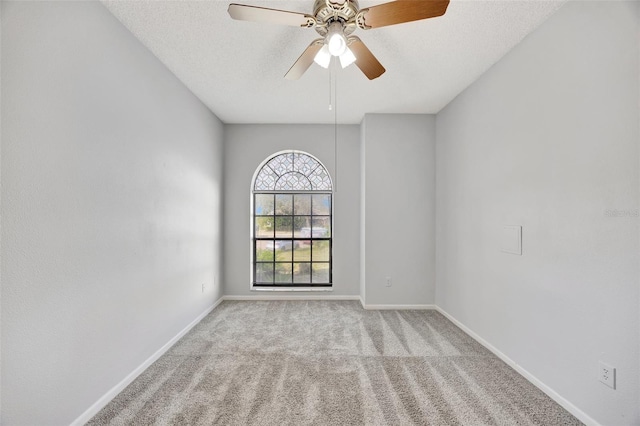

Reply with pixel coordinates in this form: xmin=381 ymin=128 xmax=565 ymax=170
xmin=102 ymin=0 xmax=566 ymax=124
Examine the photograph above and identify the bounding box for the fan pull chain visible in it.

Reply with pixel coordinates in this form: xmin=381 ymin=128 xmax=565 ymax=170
xmin=333 ymin=57 xmax=338 ymax=193
xmin=328 ymin=58 xmax=333 ymax=111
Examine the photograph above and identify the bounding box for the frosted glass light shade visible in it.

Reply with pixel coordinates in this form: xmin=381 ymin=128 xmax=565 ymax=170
xmin=339 ymin=47 xmax=356 ymax=68
xmin=328 ymin=33 xmax=347 ymax=56
xmin=326 ymin=21 xmax=347 ymax=57
xmin=314 ymin=45 xmax=331 ymax=69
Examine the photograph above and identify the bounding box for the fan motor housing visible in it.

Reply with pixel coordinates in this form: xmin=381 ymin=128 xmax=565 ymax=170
xmin=313 ymin=0 xmax=359 ymax=36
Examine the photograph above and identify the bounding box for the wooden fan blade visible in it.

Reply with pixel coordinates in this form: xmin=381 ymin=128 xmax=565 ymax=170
xmin=228 ymin=4 xmax=315 ymax=27
xmin=285 ymin=39 xmax=324 ymax=80
xmin=348 ymin=37 xmax=385 ymax=80
xmin=359 ymin=0 xmax=449 ymax=29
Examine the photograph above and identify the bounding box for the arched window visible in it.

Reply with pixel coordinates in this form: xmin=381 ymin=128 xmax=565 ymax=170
xmin=252 ymin=151 xmax=332 ymax=288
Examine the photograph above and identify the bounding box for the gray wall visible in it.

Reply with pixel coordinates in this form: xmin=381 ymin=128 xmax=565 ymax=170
xmin=361 ymin=114 xmax=436 ymax=306
xmin=223 ymin=124 xmax=360 ymax=296
xmin=435 ymin=2 xmax=639 ymax=425
xmin=359 ymin=118 xmax=367 ymax=302
xmin=0 ymin=3 xmax=3 ymax=418
xmin=1 ymin=2 xmax=224 ymax=424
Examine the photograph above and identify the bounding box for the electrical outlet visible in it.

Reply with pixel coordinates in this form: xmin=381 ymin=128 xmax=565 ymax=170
xmin=201 ymin=283 xmax=205 ymax=293
xmin=599 ymin=361 xmax=616 ymax=389
xmin=386 ymin=277 xmax=392 ymax=287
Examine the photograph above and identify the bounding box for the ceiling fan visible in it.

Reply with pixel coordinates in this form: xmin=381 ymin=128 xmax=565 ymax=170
xmin=228 ymin=0 xmax=449 ymax=80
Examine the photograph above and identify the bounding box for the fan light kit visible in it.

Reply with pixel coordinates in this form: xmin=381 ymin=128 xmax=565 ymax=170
xmin=228 ymin=0 xmax=450 ymax=80
xmin=315 ymin=21 xmax=356 ymax=69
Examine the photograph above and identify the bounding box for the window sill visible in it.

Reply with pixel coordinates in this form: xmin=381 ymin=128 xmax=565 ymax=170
xmin=251 ymin=286 xmax=334 ymax=292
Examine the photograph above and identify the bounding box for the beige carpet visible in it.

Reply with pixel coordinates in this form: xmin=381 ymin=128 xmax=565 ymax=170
xmin=89 ymin=301 xmax=582 ymax=425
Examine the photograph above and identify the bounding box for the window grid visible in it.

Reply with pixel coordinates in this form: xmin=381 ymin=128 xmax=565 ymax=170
xmin=253 ymin=192 xmax=332 ymax=287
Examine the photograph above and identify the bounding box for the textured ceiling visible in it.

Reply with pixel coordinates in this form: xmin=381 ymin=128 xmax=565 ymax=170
xmin=102 ymin=0 xmax=566 ymax=124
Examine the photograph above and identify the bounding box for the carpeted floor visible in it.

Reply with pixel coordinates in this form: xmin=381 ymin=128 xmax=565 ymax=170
xmin=89 ymin=301 xmax=582 ymax=425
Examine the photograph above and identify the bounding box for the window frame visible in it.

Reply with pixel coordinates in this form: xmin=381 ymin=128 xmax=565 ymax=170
xmin=250 ymin=151 xmax=333 ymax=290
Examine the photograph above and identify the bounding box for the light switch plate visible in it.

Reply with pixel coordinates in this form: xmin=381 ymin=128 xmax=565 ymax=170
xmin=502 ymin=225 xmax=522 ymax=255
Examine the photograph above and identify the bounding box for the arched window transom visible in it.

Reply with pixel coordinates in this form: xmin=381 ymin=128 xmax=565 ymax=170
xmin=254 ymin=152 xmax=332 ymax=192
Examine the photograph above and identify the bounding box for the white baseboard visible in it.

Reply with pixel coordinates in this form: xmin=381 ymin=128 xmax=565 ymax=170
xmin=362 ymin=303 xmax=437 ymax=310
xmin=223 ymin=295 xmax=362 ymax=301
xmin=434 ymin=306 xmax=600 ymax=426
xmin=71 ymin=297 xmax=224 ymax=426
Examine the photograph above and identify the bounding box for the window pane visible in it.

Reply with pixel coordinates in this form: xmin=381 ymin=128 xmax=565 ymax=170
xmin=312 ymin=263 xmax=330 ymax=283
xmin=275 ymin=263 xmax=292 ymax=283
xmin=255 ymin=194 xmax=274 ymax=215
xmin=312 ymin=217 xmax=330 ymax=237
xmin=256 ymin=263 xmax=274 ymax=283
xmin=312 ymin=194 xmax=331 ymax=215
xmin=308 ymin=167 xmax=331 ymax=191
xmin=294 ymin=194 xmax=311 ymax=215
xmin=312 ymin=240 xmax=330 ymax=261
xmin=293 ymin=216 xmax=311 ymax=237
xmin=275 ymin=216 xmax=293 ymax=238
xmin=275 ymin=172 xmax=311 ymax=191
xmin=255 ymin=217 xmax=274 ymax=238
xmin=267 ymin=153 xmax=293 ymax=176
xmin=294 ymin=263 xmax=311 ymax=284
xmin=275 ymin=194 xmax=293 ymax=215
xmin=274 ymin=240 xmax=292 ymax=261
xmin=256 ymin=241 xmax=274 ymax=261
xmin=294 ymin=241 xmax=311 ymax=261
